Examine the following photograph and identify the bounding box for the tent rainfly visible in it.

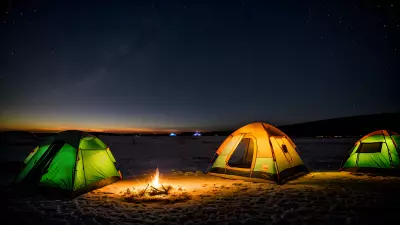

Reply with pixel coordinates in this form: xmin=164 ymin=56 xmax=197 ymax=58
xmin=339 ymin=130 xmax=400 ymax=174
xmin=14 ymin=130 xmax=122 ymax=198
xmin=207 ymin=122 xmax=308 ymax=183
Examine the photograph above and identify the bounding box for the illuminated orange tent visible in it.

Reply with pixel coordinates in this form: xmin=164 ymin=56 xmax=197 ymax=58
xmin=207 ymin=122 xmax=308 ymax=183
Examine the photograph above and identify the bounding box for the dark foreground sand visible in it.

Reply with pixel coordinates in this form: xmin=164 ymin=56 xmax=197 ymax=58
xmin=3 ymin=172 xmax=400 ymax=225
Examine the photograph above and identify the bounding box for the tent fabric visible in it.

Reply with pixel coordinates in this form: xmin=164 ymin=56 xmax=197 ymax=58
xmin=22 ymin=146 xmax=39 ymax=165
xmin=207 ymin=122 xmax=308 ymax=183
xmin=15 ymin=130 xmax=122 ymax=198
xmin=339 ymin=130 xmax=400 ymax=174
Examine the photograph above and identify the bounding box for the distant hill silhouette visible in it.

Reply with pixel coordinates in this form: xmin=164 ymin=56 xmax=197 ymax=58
xmin=0 ymin=131 xmax=41 ymax=146
xmin=196 ymin=113 xmax=400 ymax=137
xmin=278 ymin=112 xmax=400 ymax=137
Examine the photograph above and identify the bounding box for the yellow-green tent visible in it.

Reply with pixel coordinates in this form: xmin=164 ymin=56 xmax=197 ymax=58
xmin=15 ymin=130 xmax=122 ymax=197
xmin=207 ymin=122 xmax=308 ymax=183
xmin=339 ymin=130 xmax=400 ymax=174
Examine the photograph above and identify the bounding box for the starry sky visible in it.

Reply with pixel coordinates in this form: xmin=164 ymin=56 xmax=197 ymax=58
xmin=0 ymin=0 xmax=399 ymax=132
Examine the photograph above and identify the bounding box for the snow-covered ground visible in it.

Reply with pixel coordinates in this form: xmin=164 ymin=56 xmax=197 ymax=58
xmin=2 ymin=135 xmax=399 ymax=225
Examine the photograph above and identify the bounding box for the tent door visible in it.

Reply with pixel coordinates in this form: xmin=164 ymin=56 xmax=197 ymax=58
xmin=270 ymin=137 xmax=294 ymax=170
xmin=226 ymin=134 xmax=257 ymax=171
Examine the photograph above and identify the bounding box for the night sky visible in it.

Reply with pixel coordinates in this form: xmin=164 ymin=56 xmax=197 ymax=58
xmin=1 ymin=0 xmax=399 ymax=132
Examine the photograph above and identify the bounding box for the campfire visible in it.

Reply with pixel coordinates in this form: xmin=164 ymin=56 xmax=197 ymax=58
xmin=121 ymin=167 xmax=192 ymax=203
xmin=142 ymin=167 xmax=172 ymax=196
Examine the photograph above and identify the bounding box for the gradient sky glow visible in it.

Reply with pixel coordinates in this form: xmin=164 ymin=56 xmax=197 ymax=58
xmin=0 ymin=0 xmax=399 ymax=132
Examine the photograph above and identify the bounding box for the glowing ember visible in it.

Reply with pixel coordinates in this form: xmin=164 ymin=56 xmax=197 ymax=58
xmin=152 ymin=167 xmax=160 ymax=188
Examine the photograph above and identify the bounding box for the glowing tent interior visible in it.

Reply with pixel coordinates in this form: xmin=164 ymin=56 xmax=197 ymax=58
xmin=14 ymin=130 xmax=122 ymax=198
xmin=339 ymin=130 xmax=400 ymax=174
xmin=207 ymin=122 xmax=308 ymax=183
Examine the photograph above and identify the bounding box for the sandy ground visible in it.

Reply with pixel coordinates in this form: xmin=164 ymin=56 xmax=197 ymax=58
xmin=3 ymin=171 xmax=400 ymax=225
xmin=0 ymin=136 xmax=393 ymax=224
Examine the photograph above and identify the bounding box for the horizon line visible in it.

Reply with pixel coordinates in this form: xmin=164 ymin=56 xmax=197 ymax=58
xmin=1 ymin=111 xmax=397 ymax=134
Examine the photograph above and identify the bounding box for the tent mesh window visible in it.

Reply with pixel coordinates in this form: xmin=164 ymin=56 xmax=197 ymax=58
xmin=357 ymin=142 xmax=382 ymax=153
xmin=227 ymin=138 xmax=254 ymax=168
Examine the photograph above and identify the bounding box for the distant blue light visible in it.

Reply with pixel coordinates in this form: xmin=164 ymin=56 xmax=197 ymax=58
xmin=193 ymin=131 xmax=201 ymax=136
xmin=169 ymin=133 xmax=177 ymax=136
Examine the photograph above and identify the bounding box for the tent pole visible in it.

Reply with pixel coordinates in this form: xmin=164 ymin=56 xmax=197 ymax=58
xmin=71 ymin=148 xmax=79 ymax=190
xmin=271 ymin=145 xmax=280 ymax=182
xmin=389 ymin=134 xmax=400 ymax=163
xmin=80 ymin=149 xmax=87 ymax=186
xmin=261 ymin=123 xmax=281 ymax=182
xmin=205 ymin=153 xmax=217 ymax=173
xmin=339 ymin=143 xmax=356 ymax=171
xmin=250 ymin=136 xmax=259 ymax=178
xmin=355 ymin=144 xmax=361 ymax=174
xmin=382 ymin=133 xmax=394 ymax=168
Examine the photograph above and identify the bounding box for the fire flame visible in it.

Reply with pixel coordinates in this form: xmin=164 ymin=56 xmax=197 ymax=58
xmin=152 ymin=167 xmax=160 ymax=188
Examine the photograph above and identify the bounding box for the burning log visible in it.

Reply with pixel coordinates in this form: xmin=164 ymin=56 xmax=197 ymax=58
xmin=141 ymin=184 xmax=149 ymax=196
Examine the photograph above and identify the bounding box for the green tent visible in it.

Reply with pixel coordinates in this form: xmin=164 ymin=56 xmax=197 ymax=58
xmin=339 ymin=130 xmax=400 ymax=174
xmin=15 ymin=130 xmax=122 ymax=197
